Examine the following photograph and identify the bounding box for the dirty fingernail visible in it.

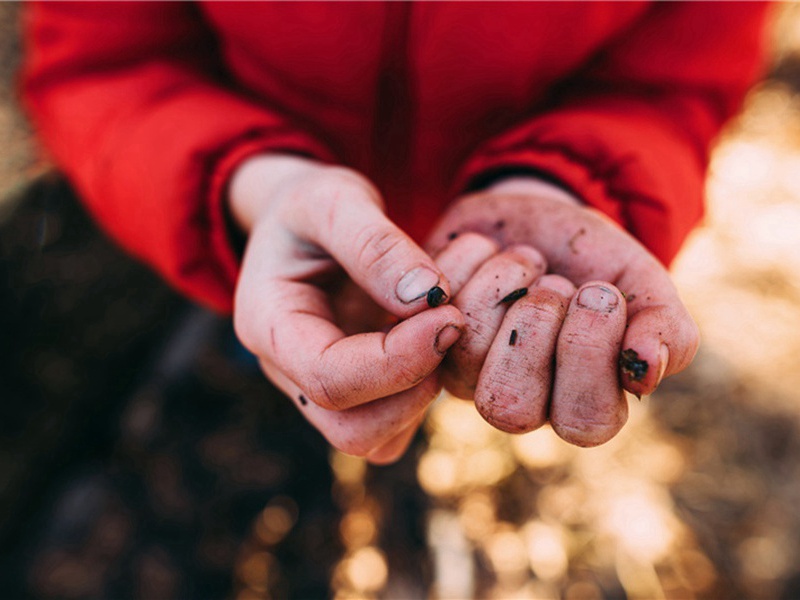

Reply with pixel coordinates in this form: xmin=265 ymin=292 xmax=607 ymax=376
xmin=397 ymin=266 xmax=441 ymax=304
xmin=435 ymin=325 xmax=462 ymax=355
xmin=657 ymin=344 xmax=670 ymax=385
xmin=427 ymin=286 xmax=448 ymax=308
xmin=576 ymin=285 xmax=618 ymax=312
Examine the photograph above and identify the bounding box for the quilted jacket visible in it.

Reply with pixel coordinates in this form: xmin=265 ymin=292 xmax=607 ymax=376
xmin=22 ymin=2 xmax=770 ymax=312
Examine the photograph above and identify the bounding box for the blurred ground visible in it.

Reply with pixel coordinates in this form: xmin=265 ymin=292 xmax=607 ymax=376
xmin=3 ymin=3 xmax=800 ymax=600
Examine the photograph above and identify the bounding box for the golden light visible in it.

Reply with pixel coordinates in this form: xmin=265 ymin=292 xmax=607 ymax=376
xmin=343 ymin=546 xmax=388 ymax=593
xmin=330 ymin=451 xmax=367 ymax=485
xmin=460 ymin=447 xmax=516 ymax=488
xmin=738 ymin=535 xmax=792 ymax=582
xmin=484 ymin=525 xmax=530 ymax=585
xmin=339 ymin=508 xmax=378 ymax=549
xmin=254 ymin=497 xmax=298 ymax=546
xmin=511 ymin=426 xmax=574 ymax=471
xmin=602 ymin=488 xmax=678 ymax=563
xmin=428 ymin=509 xmax=476 ymax=600
xmin=427 ymin=395 xmax=502 ymax=449
xmin=523 ymin=521 xmax=569 ymax=581
xmin=235 ymin=551 xmax=273 ymax=594
xmin=417 ymin=449 xmax=459 ymax=497
xmin=458 ymin=491 xmax=497 ymax=541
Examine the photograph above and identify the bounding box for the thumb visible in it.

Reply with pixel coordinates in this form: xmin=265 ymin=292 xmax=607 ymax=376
xmin=286 ymin=170 xmax=451 ymax=318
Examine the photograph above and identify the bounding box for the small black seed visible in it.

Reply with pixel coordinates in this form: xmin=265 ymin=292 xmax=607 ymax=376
xmin=426 ymin=286 xmax=448 ymax=308
xmin=620 ymin=349 xmax=649 ymax=382
xmin=447 ymin=231 xmax=459 ymax=241
xmin=509 ymin=330 xmax=518 ymax=346
xmin=498 ymin=287 xmax=528 ymax=306
xmin=298 ymin=395 xmax=308 ymax=406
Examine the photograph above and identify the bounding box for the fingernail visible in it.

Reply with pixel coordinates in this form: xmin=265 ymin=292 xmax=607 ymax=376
xmin=397 ymin=266 xmax=441 ymax=304
xmin=576 ymin=285 xmax=618 ymax=312
xmin=620 ymin=348 xmax=648 ymax=382
xmin=427 ymin=286 xmax=448 ymax=308
xmin=657 ymin=344 xmax=670 ymax=385
xmin=435 ymin=325 xmax=462 ymax=355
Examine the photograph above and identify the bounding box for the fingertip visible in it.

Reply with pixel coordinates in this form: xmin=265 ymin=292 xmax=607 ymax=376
xmin=552 ymin=414 xmax=627 ymax=448
xmin=620 ymin=304 xmax=700 ymax=396
xmin=574 ymin=281 xmax=625 ymax=314
xmin=435 ymin=324 xmax=464 ymax=356
xmin=534 ymin=274 xmax=577 ymax=298
xmin=396 ymin=265 xmax=447 ymax=305
xmin=506 ymin=243 xmax=547 ymax=272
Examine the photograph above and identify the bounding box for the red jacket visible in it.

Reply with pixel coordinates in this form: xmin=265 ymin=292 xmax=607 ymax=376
xmin=22 ymin=2 xmax=770 ymax=313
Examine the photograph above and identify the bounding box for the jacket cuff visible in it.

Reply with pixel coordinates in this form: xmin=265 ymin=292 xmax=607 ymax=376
xmin=204 ymin=128 xmax=336 ymax=314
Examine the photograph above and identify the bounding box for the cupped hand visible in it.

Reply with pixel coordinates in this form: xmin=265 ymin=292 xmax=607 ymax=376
xmin=427 ymin=178 xmax=699 ymax=447
xmin=229 ymin=155 xmax=464 ymax=463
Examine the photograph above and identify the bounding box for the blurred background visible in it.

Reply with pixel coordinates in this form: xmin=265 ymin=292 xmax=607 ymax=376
xmin=3 ymin=3 xmax=800 ymax=599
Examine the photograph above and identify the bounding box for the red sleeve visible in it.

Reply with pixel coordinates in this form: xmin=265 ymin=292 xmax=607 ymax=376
xmin=454 ymin=2 xmax=773 ymax=266
xmin=21 ymin=1 xmax=335 ymax=313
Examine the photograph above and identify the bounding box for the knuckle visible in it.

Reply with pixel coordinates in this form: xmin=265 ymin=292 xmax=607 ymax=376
xmin=393 ymin=359 xmax=428 ymax=389
xmin=513 ymin=294 xmax=567 ymax=323
xmin=306 ymin=377 xmax=346 ymax=411
xmin=354 ymin=224 xmax=407 ymax=275
xmin=313 ymin=168 xmax=383 ymax=210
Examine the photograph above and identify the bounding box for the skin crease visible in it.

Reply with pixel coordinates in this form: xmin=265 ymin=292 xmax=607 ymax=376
xmin=229 ymin=156 xmax=699 ymax=460
xmin=229 ymin=155 xmax=465 ymax=462
xmin=427 ymin=178 xmax=699 ymax=446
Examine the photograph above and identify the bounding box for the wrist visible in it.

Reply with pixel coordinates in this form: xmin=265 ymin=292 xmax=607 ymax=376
xmin=485 ymin=176 xmax=583 ymax=207
xmin=228 ymin=154 xmax=324 ymax=233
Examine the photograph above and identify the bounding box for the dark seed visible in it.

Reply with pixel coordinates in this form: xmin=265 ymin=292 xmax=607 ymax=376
xmin=509 ymin=330 xmax=518 ymax=346
xmin=620 ymin=349 xmax=649 ymax=382
xmin=495 ymin=220 xmax=506 ymax=230
xmin=498 ymin=287 xmax=528 ymax=306
xmin=298 ymin=395 xmax=308 ymax=406
xmin=447 ymin=231 xmax=459 ymax=241
xmin=426 ymin=286 xmax=448 ymax=308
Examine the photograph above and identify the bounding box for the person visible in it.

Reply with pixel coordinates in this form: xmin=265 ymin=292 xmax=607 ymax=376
xmin=21 ymin=2 xmax=770 ymax=464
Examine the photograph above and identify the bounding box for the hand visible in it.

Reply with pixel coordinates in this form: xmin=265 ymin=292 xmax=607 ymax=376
xmin=229 ymin=155 xmax=464 ymax=463
xmin=426 ymin=178 xmax=699 ymax=447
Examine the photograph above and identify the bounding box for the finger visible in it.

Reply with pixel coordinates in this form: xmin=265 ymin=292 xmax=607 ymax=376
xmin=244 ymin=290 xmax=462 ymax=410
xmin=281 ymin=170 xmax=452 ymax=318
xmin=534 ymin=273 xmax=579 ymax=298
xmin=475 ymin=277 xmax=576 ymax=433
xmin=262 ymin=360 xmax=439 ymax=458
xmin=442 ymin=245 xmax=547 ymax=399
xmin=617 ymin=283 xmax=700 ymax=397
xmin=432 ymin=233 xmax=500 ymax=297
xmin=235 ymin=228 xmax=465 ymax=410
xmin=366 ymin=411 xmax=426 ymax=465
xmin=551 ymin=282 xmax=628 ymax=447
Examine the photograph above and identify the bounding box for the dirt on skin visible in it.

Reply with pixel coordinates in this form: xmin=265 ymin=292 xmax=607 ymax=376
xmin=4 ymin=4 xmax=800 ymax=600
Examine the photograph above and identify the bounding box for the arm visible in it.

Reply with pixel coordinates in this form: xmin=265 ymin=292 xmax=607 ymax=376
xmin=21 ymin=1 xmax=333 ymax=312
xmin=430 ymin=3 xmax=771 ymax=445
xmin=22 ymin=3 xmax=461 ymax=462
xmin=453 ymin=2 xmax=772 ymax=266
